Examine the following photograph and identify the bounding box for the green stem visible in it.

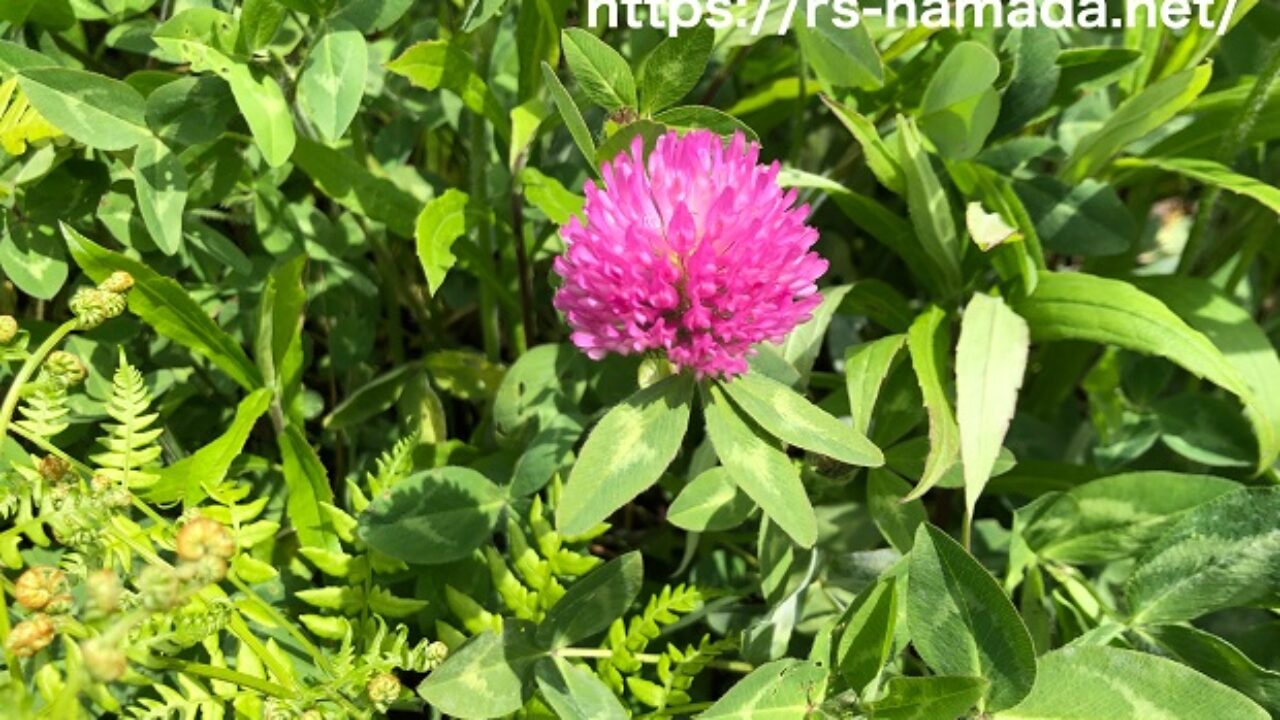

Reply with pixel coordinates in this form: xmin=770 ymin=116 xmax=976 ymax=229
xmin=469 ymin=26 xmax=501 ymax=362
xmin=226 ymin=574 xmax=335 ymax=678
xmin=0 ymin=320 xmax=77 ymax=446
xmin=555 ymin=647 xmax=753 ymax=673
xmin=145 ymin=657 xmax=293 ymax=698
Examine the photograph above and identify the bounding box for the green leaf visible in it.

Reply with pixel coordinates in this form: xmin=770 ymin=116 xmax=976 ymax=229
xmin=418 ymin=620 xmax=543 ymax=719
xmin=560 ymin=29 xmax=636 ymax=111
xmin=291 ymin=137 xmax=420 ymax=236
xmin=323 ymin=363 xmax=424 ymax=430
xmin=1133 ymin=276 xmax=1280 ymax=471
xmin=1062 ymin=63 xmax=1212 ymax=182
xmin=556 ymin=375 xmax=693 ymax=536
xmin=956 ymin=293 xmax=1029 ymax=516
xmin=723 ymin=371 xmax=882 ymax=467
xmin=867 ymin=468 xmax=926 ymax=553
xmin=994 ymin=27 xmax=1060 ymax=137
xmin=278 ymin=424 xmax=339 ymax=551
xmin=224 ymin=64 xmax=296 ymax=168
xmin=832 ymin=577 xmax=897 ymax=690
xmin=700 ymin=659 xmax=830 ymax=719
xmin=387 ymin=40 xmax=511 ymax=140
xmin=415 ymin=189 xmax=473 ymax=296
xmin=868 ymin=676 xmax=989 ymax=720
xmin=1118 ymin=156 xmax=1280 ymax=216
xmin=907 ymin=524 xmax=1036 ymax=712
xmin=534 ymin=657 xmax=628 ymax=720
xmin=542 ymin=61 xmax=597 ymax=170
xmin=1126 ymin=487 xmax=1280 ymax=625
xmin=0 ymin=216 xmax=67 ymax=300
xmin=152 ymin=8 xmax=243 ymax=73
xmin=64 ymin=225 xmax=262 ymax=390
xmin=1146 ymin=625 xmax=1280 ymax=716
xmin=845 ymin=335 xmax=906 ymax=437
xmin=520 ymin=167 xmax=583 ymax=224
xmin=18 ymin=67 xmax=149 ymax=150
xmin=667 ymin=467 xmax=755 ymax=532
xmin=1019 ymin=471 xmax=1239 ymax=565
xmin=537 ymin=552 xmax=642 ymax=648
xmin=1013 ymin=176 xmax=1134 ymax=257
xmin=822 ymin=96 xmax=904 ymax=194
xmin=919 ymin=41 xmax=1001 ymax=159
xmin=1011 ymin=272 xmax=1272 ymax=470
xmin=898 ymin=117 xmax=962 ymax=295
xmin=651 ymin=105 xmax=758 ymax=140
xmin=993 ymin=646 xmax=1267 ymax=720
xmin=771 ymin=284 xmax=852 ymax=384
xmin=797 ymin=3 xmax=883 ymax=91
xmin=240 ymin=0 xmax=286 ymax=50
xmin=903 ymin=306 xmax=959 ymax=501
xmin=133 ymin=137 xmax=188 ymax=256
xmin=358 ymin=467 xmax=506 ymax=565
xmin=702 ymin=383 xmax=816 ymax=548
xmin=298 ymin=21 xmax=367 ymax=144
xmin=638 ymin=24 xmax=713 ymax=114
xmin=145 ymin=75 xmax=237 ymax=147
xmin=148 ymin=389 xmax=273 ymax=506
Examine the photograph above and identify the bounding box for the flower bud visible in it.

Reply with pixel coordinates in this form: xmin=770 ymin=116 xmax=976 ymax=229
xmin=82 ymin=636 xmax=127 ymax=682
xmin=0 ymin=315 xmax=17 ymax=344
xmin=13 ymin=566 xmax=69 ymax=612
xmin=99 ymin=272 xmax=134 ymax=294
xmin=69 ymin=287 xmax=127 ymax=330
xmin=87 ymin=570 xmax=123 ymax=614
xmin=5 ymin=614 xmax=55 ymax=658
xmin=425 ymin=640 xmax=449 ymax=670
xmin=176 ymin=517 xmax=235 ymax=563
xmin=137 ymin=565 xmax=182 ymax=611
xmin=367 ymin=672 xmax=402 ymax=711
xmin=38 ymin=455 xmax=72 ymax=485
xmin=44 ymin=351 xmax=86 ymax=386
xmin=177 ymin=555 xmax=228 ymax=585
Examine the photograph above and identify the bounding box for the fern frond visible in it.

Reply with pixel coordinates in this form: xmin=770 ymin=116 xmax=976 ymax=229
xmin=598 ymin=584 xmax=705 ymax=693
xmin=365 ymin=434 xmax=415 ymax=497
xmin=91 ymin=354 xmax=162 ymax=489
xmin=0 ymin=77 xmax=61 ymax=156
xmin=15 ymin=374 xmax=73 ymax=438
xmin=630 ymin=636 xmax=737 ymax=711
xmin=125 ymin=674 xmax=221 ymax=720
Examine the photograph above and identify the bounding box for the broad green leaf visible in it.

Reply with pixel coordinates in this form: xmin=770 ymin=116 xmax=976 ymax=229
xmin=724 ymin=371 xmax=882 ymax=467
xmin=358 ymin=467 xmax=505 ymax=565
xmin=298 ymin=21 xmax=367 ymax=143
xmin=903 ymin=306 xmax=959 ymax=501
xmin=461 ymin=0 xmax=509 ymax=31
xmin=542 ymin=61 xmax=597 ymax=170
xmin=18 ymin=67 xmax=149 ymax=150
xmin=534 ymin=657 xmax=628 ymax=720
xmin=418 ymin=620 xmax=543 ymax=718
xmin=898 ymin=117 xmax=962 ymax=295
xmin=151 ymin=8 xmax=242 ymax=72
xmin=520 ymin=167 xmax=583 ymax=225
xmin=667 ymin=467 xmax=755 ymax=532
xmin=956 ymin=293 xmax=1029 ymax=516
xmin=1011 ymin=272 xmax=1271 ymax=469
xmin=832 ymin=577 xmax=897 ymax=690
xmin=292 ymin=137 xmax=420 ymax=236
xmin=145 ymin=75 xmax=236 ymax=147
xmin=240 ymin=0 xmax=286 ymax=50
xmin=907 ymin=524 xmax=1036 ymax=712
xmin=148 ymin=389 xmax=273 ymax=506
xmin=416 ymin=189 xmax=473 ymax=296
xmin=867 ymin=468 xmax=926 ymax=553
xmin=537 ymin=552 xmax=642 ymax=648
xmin=133 ymin=137 xmax=188 ymax=256
xmin=1127 ymin=487 xmax=1280 ymax=624
xmin=845 ymin=335 xmax=906 ymax=437
xmin=994 ymin=27 xmax=1060 ymax=137
xmin=651 ymin=105 xmax=758 ymax=140
xmin=1117 ymin=156 xmax=1280 ymax=216
xmin=919 ymin=41 xmax=1001 ymax=158
xmin=797 ymin=4 xmax=883 ymax=91
xmin=324 ymin=363 xmax=424 ymax=430
xmin=225 ymin=64 xmax=296 ymax=167
xmin=1146 ymin=624 xmax=1280 ymax=716
xmin=993 ymin=646 xmax=1267 ymax=720
xmin=331 ymin=0 xmax=414 ymax=31
xmin=278 ymin=425 xmax=339 ymax=552
xmin=868 ymin=676 xmax=989 ymax=720
xmin=700 ymin=659 xmax=830 ymax=719
xmin=1019 ymin=472 xmax=1239 ymax=564
xmin=637 ymin=24 xmax=714 ymax=114
xmin=560 ymin=29 xmax=635 ymax=111
xmin=1062 ymin=63 xmax=1212 ymax=181
xmin=556 ymin=374 xmax=693 ymax=536
xmin=702 ymin=383 xmax=817 ymax=548
xmin=1013 ymin=176 xmax=1134 ymax=257
xmin=0 ymin=216 xmax=67 ymax=300
xmin=822 ymin=96 xmax=904 ymax=194
xmin=64 ymin=225 xmax=262 ymax=390
xmin=1133 ymin=276 xmax=1280 ymax=470
xmin=387 ymin=40 xmax=511 ymax=140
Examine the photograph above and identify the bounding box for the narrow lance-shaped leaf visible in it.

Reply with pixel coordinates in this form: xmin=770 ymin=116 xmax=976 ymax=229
xmin=147 ymin=389 xmax=273 ymax=506
xmin=956 ymin=293 xmax=1029 ymax=517
xmin=898 ymin=116 xmax=962 ymax=296
xmin=133 ymin=136 xmax=188 ymax=256
xmin=903 ymin=306 xmax=959 ymax=501
xmin=560 ymin=28 xmax=636 ymax=111
xmin=702 ymin=383 xmax=817 ymax=548
xmin=388 ymin=40 xmax=511 ymax=140
xmin=542 ymin=61 xmax=597 ymax=172
xmin=278 ymin=425 xmax=340 ymax=552
xmin=845 ymin=334 xmax=906 ymax=437
xmin=556 ymin=375 xmax=694 ymax=536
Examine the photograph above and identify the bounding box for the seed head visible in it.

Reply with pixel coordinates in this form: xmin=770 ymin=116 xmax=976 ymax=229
xmin=6 ymin=614 xmax=56 ymax=658
xmin=14 ymin=566 xmax=69 ymax=612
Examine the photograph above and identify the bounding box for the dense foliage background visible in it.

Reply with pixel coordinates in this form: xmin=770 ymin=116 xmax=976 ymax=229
xmin=0 ymin=0 xmax=1278 ymax=717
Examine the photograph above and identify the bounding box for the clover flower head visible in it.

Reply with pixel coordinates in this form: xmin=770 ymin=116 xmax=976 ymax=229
xmin=553 ymin=130 xmax=827 ymax=378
